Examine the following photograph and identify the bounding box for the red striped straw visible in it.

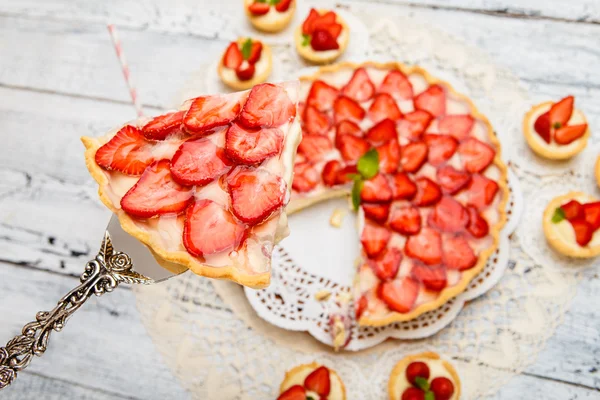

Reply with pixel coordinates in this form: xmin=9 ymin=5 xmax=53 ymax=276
xmin=106 ymin=24 xmax=144 ymax=117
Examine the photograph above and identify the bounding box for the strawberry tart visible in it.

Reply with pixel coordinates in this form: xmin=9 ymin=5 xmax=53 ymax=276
xmin=543 ymin=192 xmax=600 ymax=258
xmin=245 ymin=0 xmax=295 ymax=33
xmin=290 ymin=62 xmax=508 ymax=326
xmin=294 ymin=9 xmax=349 ymax=64
xmin=388 ymin=352 xmax=460 ymax=400
xmin=523 ymin=95 xmax=590 ymax=160
xmin=82 ymin=82 xmax=301 ymax=288
xmin=278 ymin=363 xmax=346 ymax=400
xmin=219 ymin=38 xmax=272 ymax=91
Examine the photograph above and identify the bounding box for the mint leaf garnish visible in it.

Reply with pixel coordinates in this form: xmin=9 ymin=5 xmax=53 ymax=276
xmin=241 ymin=38 xmax=252 ymax=60
xmin=302 ymin=34 xmax=311 ymax=47
xmin=424 ymin=391 xmax=435 ymax=400
xmin=553 ymin=122 xmax=562 ymax=129
xmin=552 ymin=207 xmax=566 ymax=223
xmin=306 ymin=397 xmax=315 ymax=400
xmin=269 ymin=0 xmax=281 ymax=4
xmin=346 ymin=173 xmax=362 ymax=181
xmin=357 ymin=148 xmax=379 ymax=180
xmin=255 ymin=0 xmax=267 ymax=2
xmin=414 ymin=376 xmax=430 ymax=391
xmin=351 ymin=179 xmax=364 ymax=211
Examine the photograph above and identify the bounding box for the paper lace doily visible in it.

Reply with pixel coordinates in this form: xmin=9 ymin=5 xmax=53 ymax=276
xmin=134 ymin=9 xmax=591 ymax=400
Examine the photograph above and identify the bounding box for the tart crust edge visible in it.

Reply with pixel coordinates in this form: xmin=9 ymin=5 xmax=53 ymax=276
xmin=279 ymin=361 xmax=347 ymax=399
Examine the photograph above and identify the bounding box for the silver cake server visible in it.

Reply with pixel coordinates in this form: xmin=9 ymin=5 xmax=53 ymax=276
xmin=0 ymin=214 xmax=186 ymax=390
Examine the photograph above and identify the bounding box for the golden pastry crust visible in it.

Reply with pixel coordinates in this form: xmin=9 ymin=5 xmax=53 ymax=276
xmin=244 ymin=0 xmax=296 ymax=33
xmin=218 ymin=39 xmax=273 ymax=91
xmin=523 ymin=101 xmax=590 ymax=160
xmin=543 ymin=191 xmax=600 ymax=258
xmin=388 ymin=352 xmax=461 ymax=400
xmin=294 ymin=10 xmax=349 ymax=64
xmin=279 ymin=362 xmax=347 ymax=400
xmin=595 ymin=156 xmax=600 ymax=189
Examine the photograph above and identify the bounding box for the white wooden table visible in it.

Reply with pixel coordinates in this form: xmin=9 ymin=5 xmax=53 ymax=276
xmin=0 ymin=0 xmax=599 ymax=398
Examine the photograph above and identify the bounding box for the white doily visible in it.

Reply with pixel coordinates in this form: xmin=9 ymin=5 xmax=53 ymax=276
xmin=133 ymin=10 xmax=593 ymax=400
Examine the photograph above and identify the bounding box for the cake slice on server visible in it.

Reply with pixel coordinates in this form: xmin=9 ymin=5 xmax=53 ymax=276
xmin=82 ymin=82 xmax=302 ymax=288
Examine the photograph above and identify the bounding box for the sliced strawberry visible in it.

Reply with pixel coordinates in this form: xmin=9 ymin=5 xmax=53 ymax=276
xmin=458 ymin=138 xmax=496 ymax=173
xmin=342 ymin=68 xmax=375 ymax=102
xmin=397 ymin=110 xmax=433 ymax=140
xmin=304 ymin=366 xmax=331 ymax=396
xmin=369 ymin=247 xmax=402 ymax=281
xmin=368 ymin=93 xmax=403 ymax=123
xmin=275 ymin=0 xmax=293 ymax=13
xmin=436 ymin=165 xmax=471 ymax=195
xmin=413 ymin=177 xmax=442 ymax=207
xmin=424 ymin=134 xmax=458 ymax=166
xmin=442 ymin=235 xmax=477 ymax=270
xmin=336 ymin=164 xmax=358 ymax=185
xmin=302 ymin=8 xmax=320 ymax=35
xmin=389 ymin=205 xmax=422 ymax=236
xmin=561 ymin=200 xmax=584 ymax=221
xmin=322 ymin=160 xmax=342 ymax=187
xmin=235 ymin=63 xmax=255 ymax=81
xmin=334 ymin=95 xmax=365 ymax=124
xmin=311 ymin=29 xmax=339 ymax=51
xmin=428 ymin=196 xmax=468 ymax=233
xmin=248 ymin=2 xmax=270 ymax=15
xmin=247 ymin=41 xmax=263 ymax=64
xmin=390 ymin=172 xmax=417 ymax=200
xmin=400 ymin=141 xmax=428 ymax=173
xmin=183 ymin=199 xmax=246 ymax=257
xmin=120 ymin=160 xmax=193 ymax=218
xmin=225 ymin=123 xmax=283 ymax=165
xmin=534 ymin=111 xmax=551 ymax=144
xmin=338 ymin=134 xmax=370 ymax=163
xmin=466 ymin=206 xmax=489 ymax=238
xmin=298 ymin=134 xmax=333 ymax=162
xmin=226 ymin=167 xmax=285 ymax=226
xmin=361 ymin=220 xmax=392 ymax=258
xmin=376 ymin=140 xmax=401 ymax=174
xmin=405 ymin=228 xmax=442 ymax=265
xmin=355 ymin=295 xmax=368 ymax=320
xmin=411 ymin=263 xmax=447 ymax=291
xmin=307 ymin=80 xmax=339 ymax=111
xmin=414 ymin=85 xmax=446 ymax=117
xmin=277 ymin=385 xmax=306 ymax=400
xmin=555 ymin=124 xmax=588 ymax=145
xmin=170 ymin=138 xmax=231 ymax=186
xmin=549 ymin=95 xmax=574 ymax=129
xmin=95 ymin=125 xmax=154 ymax=175
xmin=378 ymin=70 xmax=413 ymax=100
xmin=361 ymin=174 xmax=393 ymax=203
xmin=239 ymin=83 xmax=296 ymax=128
xmin=223 ymin=42 xmax=243 ymax=69
xmin=402 ymin=388 xmax=426 ymax=400
xmin=438 ymin=114 xmax=474 ymax=140
xmin=292 ymin=162 xmax=319 ymax=192
xmin=465 ymin=174 xmax=499 ymax=209
xmin=583 ymin=202 xmax=600 ymax=231
xmin=571 ymin=218 xmax=594 ymax=246
xmin=363 ymin=203 xmax=391 ymax=224
xmin=366 ymin=118 xmax=398 ymax=145
xmin=324 ymin=22 xmax=343 ymax=40
xmin=335 ymin=120 xmax=362 ymax=147
xmin=304 ymin=105 xmax=331 ymax=135
xmin=312 ymin=10 xmax=337 ymax=31
xmin=183 ymin=95 xmax=241 ymax=135
xmin=379 ymin=278 xmax=419 ymax=313
xmin=142 ymin=111 xmax=185 ymax=140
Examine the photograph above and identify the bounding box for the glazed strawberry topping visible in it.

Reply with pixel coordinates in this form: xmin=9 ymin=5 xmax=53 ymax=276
xmin=378 ymin=70 xmax=413 ymax=100
xmin=322 ymin=160 xmax=342 ymax=187
xmin=553 ymin=199 xmax=600 ymax=247
xmin=304 ymin=366 xmax=331 ymax=396
xmin=298 ymin=134 xmax=333 ymax=162
xmin=390 ymin=173 xmax=417 ymax=200
xmin=366 ymin=118 xmax=398 ymax=145
xmin=428 ymin=196 xmax=469 ymax=233
xmin=555 ymin=124 xmax=588 ymax=145
xmin=277 ymin=385 xmax=305 ymax=400
xmin=466 ymin=206 xmax=489 ymax=238
xmin=223 ymin=38 xmax=264 ymax=81
xmin=183 ymin=95 xmax=242 ymax=135
xmin=142 ymin=111 xmax=185 ymax=140
xmin=465 ymin=174 xmax=499 ymax=209
xmin=379 ymin=278 xmax=419 ymax=313
xmin=248 ymin=2 xmax=270 ymax=15
xmin=361 ymin=174 xmax=393 ymax=203
xmin=400 ymin=142 xmax=428 ymax=173
xmin=534 ymin=96 xmax=586 ymax=146
xmin=376 ymin=139 xmax=401 ymax=174
xmin=411 ymin=264 xmax=447 ymax=291
xmin=361 ymin=220 xmax=392 ymax=258
xmin=397 ymin=110 xmax=433 ymax=140
xmin=436 ymin=165 xmax=471 ymax=195
xmin=413 ymin=177 xmax=442 ymax=207
xmin=534 ymin=111 xmax=551 ymax=144
xmin=225 ymin=123 xmax=283 ymax=165
xmin=405 ymin=228 xmax=442 ymax=265
xmin=223 ymin=42 xmax=243 ymax=69
xmin=342 ymin=68 xmax=375 ymax=102
xmin=275 ymin=0 xmax=293 ymax=13
xmin=355 ymin=294 xmax=368 ymax=319
xmin=442 ymin=235 xmax=477 ymax=270
xmin=368 ymin=93 xmax=403 ymax=122
xmin=311 ymin=30 xmax=339 ymax=51
xmin=438 ymin=114 xmax=474 ymax=140
xmin=170 ymin=137 xmax=232 ymax=186
xmin=301 ymin=9 xmax=342 ymax=52
xmin=549 ymin=95 xmax=574 ymax=129
xmin=583 ymin=202 xmax=600 ymax=230
xmin=335 ymin=120 xmax=362 ymax=147
xmin=239 ymin=83 xmax=296 ymax=128
xmin=369 ymin=247 xmax=402 ymax=281
xmin=292 ymin=162 xmax=320 ymax=193
xmin=307 ymin=80 xmax=339 ymax=111
xmin=458 ymin=138 xmax=495 ymax=173
xmin=363 ymin=203 xmax=391 ymax=224
xmin=95 ymin=125 xmax=155 ymax=175
xmin=235 ymin=63 xmax=255 ymax=81
xmin=390 ymin=206 xmax=421 ymax=236
xmin=571 ymin=219 xmax=593 ymax=246
xmin=414 ymin=84 xmax=446 ymax=117
xmin=337 ymin=134 xmax=370 ymax=163
xmin=304 ymin=105 xmax=331 ymax=135
xmin=423 ymin=134 xmax=458 ymax=166
xmin=334 ymin=95 xmax=365 ymax=123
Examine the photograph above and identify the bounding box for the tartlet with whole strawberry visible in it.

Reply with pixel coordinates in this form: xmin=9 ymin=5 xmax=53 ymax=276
xmin=543 ymin=191 xmax=600 ymax=258
xmin=278 ymin=363 xmax=346 ymax=400
xmin=524 ymin=95 xmax=590 ymax=160
xmin=294 ymin=9 xmax=349 ymax=64
xmin=388 ymin=352 xmax=460 ymax=400
xmin=245 ymin=0 xmax=295 ymax=33
xmin=218 ymin=38 xmax=272 ymax=90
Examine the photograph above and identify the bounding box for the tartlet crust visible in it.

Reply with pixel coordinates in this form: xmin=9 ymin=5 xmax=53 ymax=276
xmin=543 ymin=191 xmax=600 ymax=258
xmin=388 ymin=352 xmax=461 ymax=400
xmin=243 ymin=0 xmax=296 ymax=33
xmin=289 ymin=61 xmax=509 ymax=326
xmin=523 ymin=101 xmax=590 ymax=160
xmin=294 ymin=10 xmax=349 ymax=64
xmin=595 ymin=156 xmax=600 ymax=189
xmin=279 ymin=362 xmax=347 ymax=400
xmin=217 ymin=39 xmax=273 ymax=91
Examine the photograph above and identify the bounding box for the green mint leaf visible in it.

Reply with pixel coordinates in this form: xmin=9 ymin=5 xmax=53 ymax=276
xmin=357 ymin=148 xmax=379 ymax=180
xmin=553 ymin=122 xmax=562 ymax=129
xmin=269 ymin=0 xmax=281 ymax=4
xmin=241 ymin=38 xmax=253 ymax=60
xmin=306 ymin=397 xmax=315 ymax=400
xmin=255 ymin=0 xmax=267 ymax=2
xmin=552 ymin=207 xmax=566 ymax=223
xmin=424 ymin=391 xmax=435 ymax=400
xmin=351 ymin=179 xmax=364 ymax=211
xmin=414 ymin=376 xmax=430 ymax=391
xmin=302 ymin=34 xmax=311 ymax=47
xmin=346 ymin=173 xmax=362 ymax=181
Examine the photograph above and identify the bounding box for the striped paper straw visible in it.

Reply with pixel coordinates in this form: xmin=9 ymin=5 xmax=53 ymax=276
xmin=107 ymin=24 xmax=144 ymax=117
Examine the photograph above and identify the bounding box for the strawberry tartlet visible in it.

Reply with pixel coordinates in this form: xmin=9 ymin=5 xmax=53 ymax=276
xmin=245 ymin=0 xmax=295 ymax=33
xmin=294 ymin=9 xmax=349 ymax=64
xmin=388 ymin=352 xmax=460 ymax=400
xmin=524 ymin=95 xmax=590 ymax=160
xmin=218 ymin=38 xmax=272 ymax=91
xmin=543 ymin=192 xmax=600 ymax=258
xmin=82 ymin=82 xmax=302 ymax=288
xmin=291 ymin=62 xmax=508 ymax=326
xmin=278 ymin=363 xmax=346 ymax=400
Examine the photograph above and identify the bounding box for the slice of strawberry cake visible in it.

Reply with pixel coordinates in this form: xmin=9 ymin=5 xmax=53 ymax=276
xmin=291 ymin=62 xmax=508 ymax=326
xmin=82 ymin=82 xmax=301 ymax=288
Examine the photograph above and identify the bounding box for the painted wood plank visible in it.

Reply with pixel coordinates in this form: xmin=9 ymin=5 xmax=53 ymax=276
xmin=494 ymin=373 xmax=600 ymax=399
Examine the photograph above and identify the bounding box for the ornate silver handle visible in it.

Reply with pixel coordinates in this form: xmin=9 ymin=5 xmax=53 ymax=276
xmin=0 ymin=231 xmax=152 ymax=390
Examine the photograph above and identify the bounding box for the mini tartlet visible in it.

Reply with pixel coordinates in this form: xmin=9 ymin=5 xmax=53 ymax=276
xmin=218 ymin=38 xmax=273 ymax=91
xmin=543 ymin=191 xmax=600 ymax=258
xmin=244 ymin=0 xmax=295 ymax=33
xmin=294 ymin=9 xmax=349 ymax=64
xmin=388 ymin=352 xmax=460 ymax=400
xmin=523 ymin=95 xmax=590 ymax=160
xmin=278 ymin=363 xmax=346 ymax=400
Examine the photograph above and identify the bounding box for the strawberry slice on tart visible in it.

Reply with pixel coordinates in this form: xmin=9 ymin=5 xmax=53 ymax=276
xmin=295 ymin=8 xmax=349 ymax=64
xmin=218 ymin=37 xmax=273 ymax=91
xmin=245 ymin=0 xmax=296 ymax=33
xmin=278 ymin=363 xmax=347 ymax=400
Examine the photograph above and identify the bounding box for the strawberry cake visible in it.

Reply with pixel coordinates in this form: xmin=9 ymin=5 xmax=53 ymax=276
xmin=82 ymin=82 xmax=301 ymax=288
xmin=388 ymin=352 xmax=460 ymax=400
xmin=523 ymin=95 xmax=590 ymax=160
xmin=278 ymin=363 xmax=346 ymax=400
xmin=219 ymin=38 xmax=272 ymax=91
xmin=294 ymin=9 xmax=349 ymax=64
xmin=245 ymin=0 xmax=295 ymax=33
xmin=290 ymin=62 xmax=508 ymax=326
